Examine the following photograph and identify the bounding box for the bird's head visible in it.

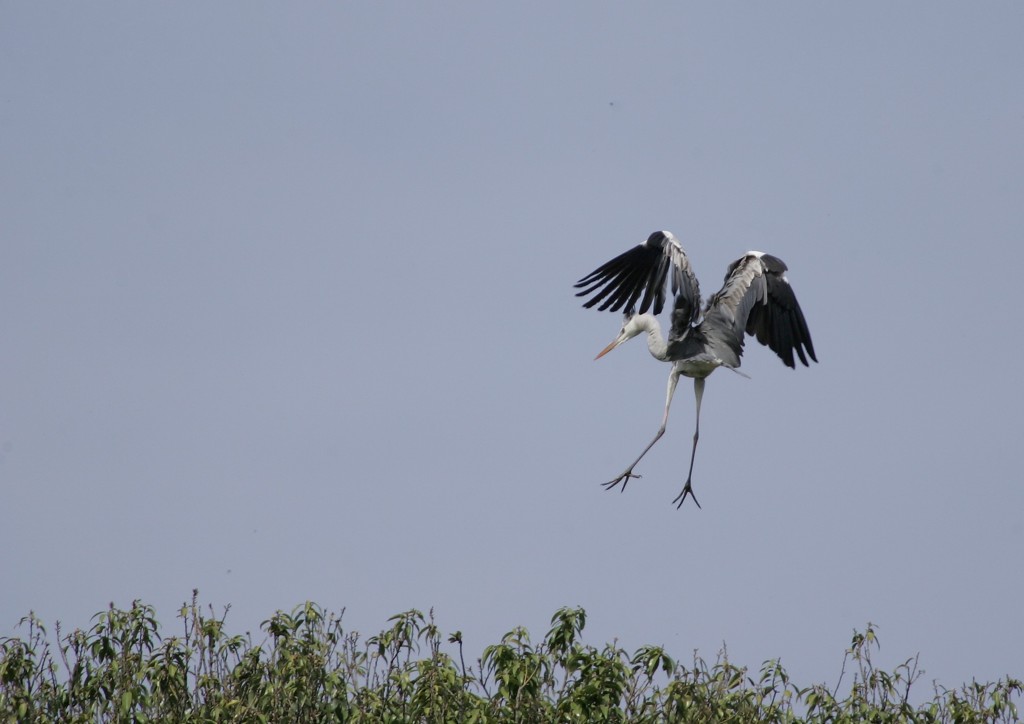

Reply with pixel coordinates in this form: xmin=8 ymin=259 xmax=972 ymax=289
xmin=594 ymin=309 xmax=647 ymax=360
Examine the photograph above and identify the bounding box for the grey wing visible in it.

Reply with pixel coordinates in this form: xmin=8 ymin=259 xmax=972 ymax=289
xmin=699 ymin=253 xmax=817 ymax=369
xmin=745 ymin=254 xmax=817 ymax=368
xmin=574 ymin=230 xmax=700 ymax=317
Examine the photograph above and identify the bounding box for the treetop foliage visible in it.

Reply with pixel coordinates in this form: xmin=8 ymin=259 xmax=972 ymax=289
xmin=1 ymin=592 xmax=1020 ymax=722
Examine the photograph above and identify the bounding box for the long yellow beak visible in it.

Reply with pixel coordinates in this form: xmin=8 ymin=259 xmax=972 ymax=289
xmin=594 ymin=336 xmax=623 ymax=360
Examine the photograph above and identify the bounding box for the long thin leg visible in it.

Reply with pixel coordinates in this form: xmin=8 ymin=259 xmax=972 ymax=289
xmin=672 ymin=377 xmax=705 ymax=509
xmin=603 ymin=368 xmax=681 ymax=492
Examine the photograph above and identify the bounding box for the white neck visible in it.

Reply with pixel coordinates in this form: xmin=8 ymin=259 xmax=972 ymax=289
xmin=632 ymin=314 xmax=670 ymax=361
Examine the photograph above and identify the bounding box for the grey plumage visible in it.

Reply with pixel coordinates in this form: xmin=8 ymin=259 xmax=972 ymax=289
xmin=575 ymin=230 xmax=817 ymax=508
xmin=576 ymin=231 xmax=816 ymax=371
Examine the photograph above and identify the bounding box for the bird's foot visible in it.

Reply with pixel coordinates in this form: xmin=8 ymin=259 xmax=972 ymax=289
xmin=602 ymin=470 xmax=641 ymax=493
xmin=672 ymin=480 xmax=702 ymax=510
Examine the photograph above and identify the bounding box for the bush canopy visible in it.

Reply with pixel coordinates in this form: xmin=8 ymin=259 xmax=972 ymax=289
xmin=1 ymin=593 xmax=1020 ymax=722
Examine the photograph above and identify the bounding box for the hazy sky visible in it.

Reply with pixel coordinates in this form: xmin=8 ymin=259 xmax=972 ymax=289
xmin=3 ymin=3 xmax=1022 ymax=694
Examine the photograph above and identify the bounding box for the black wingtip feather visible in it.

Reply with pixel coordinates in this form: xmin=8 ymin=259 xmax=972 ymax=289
xmin=737 ymin=260 xmax=816 ymax=369
xmin=574 ymin=241 xmax=677 ymax=315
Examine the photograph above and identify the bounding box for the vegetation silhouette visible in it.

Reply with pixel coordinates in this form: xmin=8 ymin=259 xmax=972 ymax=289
xmin=2 ymin=593 xmax=1020 ymax=722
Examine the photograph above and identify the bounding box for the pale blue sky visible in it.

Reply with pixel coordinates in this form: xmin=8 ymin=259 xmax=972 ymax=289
xmin=2 ymin=2 xmax=1022 ymax=693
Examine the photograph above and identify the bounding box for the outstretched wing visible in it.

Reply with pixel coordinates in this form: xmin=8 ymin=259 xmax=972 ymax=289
xmin=697 ymin=252 xmax=817 ymax=369
xmin=574 ymin=230 xmax=700 ymax=319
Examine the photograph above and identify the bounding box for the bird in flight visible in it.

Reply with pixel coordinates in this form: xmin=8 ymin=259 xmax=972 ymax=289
xmin=575 ymin=230 xmax=817 ymax=508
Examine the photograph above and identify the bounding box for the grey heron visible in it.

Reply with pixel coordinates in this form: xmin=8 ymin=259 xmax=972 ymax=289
xmin=575 ymin=230 xmax=817 ymax=509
